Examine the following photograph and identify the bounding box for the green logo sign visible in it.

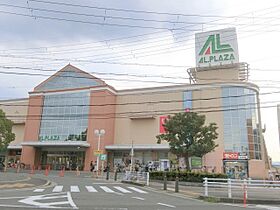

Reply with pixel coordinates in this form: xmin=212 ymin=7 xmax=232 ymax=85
xmin=100 ymin=154 xmax=107 ymax=161
xmin=191 ymin=157 xmax=202 ymax=169
xmin=198 ymin=33 xmax=235 ymax=64
xmin=39 ymin=135 xmax=60 ymax=141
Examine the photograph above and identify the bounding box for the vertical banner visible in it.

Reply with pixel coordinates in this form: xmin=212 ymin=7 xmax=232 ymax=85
xmin=159 ymin=116 xmax=168 ymax=134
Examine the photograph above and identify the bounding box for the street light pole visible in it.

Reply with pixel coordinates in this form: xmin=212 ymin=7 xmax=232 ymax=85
xmin=94 ymin=129 xmax=105 ymax=174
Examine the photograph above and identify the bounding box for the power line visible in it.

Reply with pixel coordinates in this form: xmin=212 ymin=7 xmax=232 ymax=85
xmin=1 ymin=102 xmax=276 ymax=120
xmin=1 ymin=20 xmax=278 ymax=65
xmin=0 ymin=0 xmax=278 ymax=57
xmin=0 ymin=54 xmax=189 ymax=68
xmin=0 ymin=10 xmax=194 ymax=31
xmin=0 ymin=91 xmax=265 ymax=108
xmin=0 ymin=65 xmax=189 ymax=80
xmin=2 ymin=3 xmax=280 ymax=29
xmin=2 ymin=65 xmax=280 ymax=91
xmin=26 ymin=0 xmax=280 ymax=20
xmin=0 ymin=70 xmax=187 ymax=85
xmin=0 ymin=2 xmax=278 ymax=62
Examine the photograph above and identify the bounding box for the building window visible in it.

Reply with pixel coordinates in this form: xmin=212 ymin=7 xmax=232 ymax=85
xmin=36 ymin=70 xmax=101 ymax=91
xmin=222 ymin=87 xmax=261 ymax=160
xmin=39 ymin=91 xmax=89 ymax=141
xmin=183 ymin=91 xmax=192 ymax=111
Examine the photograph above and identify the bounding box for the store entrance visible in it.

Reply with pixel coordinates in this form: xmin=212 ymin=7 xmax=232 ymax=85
xmin=41 ymin=151 xmax=85 ymax=170
xmin=224 ymin=160 xmax=248 ymax=179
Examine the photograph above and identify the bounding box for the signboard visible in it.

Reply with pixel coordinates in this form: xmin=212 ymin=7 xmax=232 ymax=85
xmin=223 ymin=152 xmax=248 ymax=160
xmin=159 ymin=159 xmax=170 ymax=171
xmin=223 ymin=152 xmax=239 ymax=160
xmin=159 ymin=116 xmax=168 ymax=133
xmin=39 ymin=135 xmax=60 ymax=141
xmin=191 ymin=157 xmax=202 ymax=169
xmin=94 ymin=150 xmax=103 ymax=156
xmin=100 ymin=154 xmax=107 ymax=161
xmin=195 ymin=28 xmax=239 ymax=67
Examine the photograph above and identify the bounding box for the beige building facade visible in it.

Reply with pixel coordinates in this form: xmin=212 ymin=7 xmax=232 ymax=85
xmin=0 ymin=63 xmax=270 ymax=179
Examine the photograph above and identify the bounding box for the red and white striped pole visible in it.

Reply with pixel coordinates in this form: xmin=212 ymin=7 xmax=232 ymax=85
xmin=243 ymin=180 xmax=247 ymax=208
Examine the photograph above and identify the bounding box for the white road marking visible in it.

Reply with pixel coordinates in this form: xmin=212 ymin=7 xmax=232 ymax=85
xmin=132 ymin=196 xmax=145 ymax=200
xmin=256 ymin=205 xmax=280 ymax=210
xmin=67 ymin=192 xmax=78 ymax=209
xmin=0 ymin=196 xmax=26 ymax=199
xmin=18 ymin=192 xmax=78 ymax=209
xmin=33 ymin=189 xmax=45 ymax=193
xmin=127 ymin=187 xmax=148 ymax=194
xmin=157 ymin=202 xmax=176 ymax=208
xmin=0 ymin=204 xmax=45 ymax=209
xmin=85 ymin=186 xmax=97 ymax=192
xmin=114 ymin=186 xmax=132 ymax=193
xmin=70 ymin=186 xmax=80 ymax=193
xmin=100 ymin=186 xmax=115 ymax=193
xmin=92 ymin=182 xmax=123 ymax=185
xmin=53 ymin=185 xmax=63 ymax=192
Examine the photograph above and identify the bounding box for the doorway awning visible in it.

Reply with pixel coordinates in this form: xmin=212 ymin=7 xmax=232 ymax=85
xmin=105 ymin=144 xmax=170 ymax=150
xmin=21 ymin=141 xmax=90 ymax=148
xmin=7 ymin=144 xmax=22 ymax=150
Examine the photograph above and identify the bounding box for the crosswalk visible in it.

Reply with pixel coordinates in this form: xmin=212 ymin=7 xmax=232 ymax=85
xmin=33 ymin=185 xmax=148 ymax=194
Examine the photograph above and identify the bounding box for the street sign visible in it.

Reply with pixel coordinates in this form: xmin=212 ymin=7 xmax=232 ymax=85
xmin=100 ymin=154 xmax=107 ymax=161
xmin=94 ymin=150 xmax=103 ymax=156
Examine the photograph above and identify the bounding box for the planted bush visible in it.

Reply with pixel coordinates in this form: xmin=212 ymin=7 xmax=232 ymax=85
xmin=149 ymin=171 xmax=227 ymax=182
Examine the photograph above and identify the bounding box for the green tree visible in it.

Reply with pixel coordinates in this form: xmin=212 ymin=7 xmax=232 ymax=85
xmin=0 ymin=109 xmax=15 ymax=152
xmin=156 ymin=112 xmax=218 ymax=170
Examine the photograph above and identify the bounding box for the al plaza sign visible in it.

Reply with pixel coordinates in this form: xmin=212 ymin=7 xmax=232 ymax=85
xmin=195 ymin=28 xmax=239 ymax=67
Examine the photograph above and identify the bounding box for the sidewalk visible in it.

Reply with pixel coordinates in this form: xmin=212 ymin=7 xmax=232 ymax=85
xmin=0 ymin=172 xmax=50 ymax=190
xmin=148 ymin=180 xmax=280 ymax=205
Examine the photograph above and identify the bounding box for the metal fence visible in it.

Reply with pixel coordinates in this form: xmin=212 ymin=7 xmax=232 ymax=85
xmin=203 ymin=177 xmax=280 ymax=199
xmin=122 ymin=171 xmax=150 ymax=186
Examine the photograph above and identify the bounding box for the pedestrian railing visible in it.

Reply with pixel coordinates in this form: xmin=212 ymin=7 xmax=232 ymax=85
xmin=122 ymin=171 xmax=150 ymax=186
xmin=203 ymin=177 xmax=280 ymax=200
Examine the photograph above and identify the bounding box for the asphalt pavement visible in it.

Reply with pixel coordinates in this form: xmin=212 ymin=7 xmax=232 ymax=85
xmin=0 ymin=171 xmax=279 ymax=210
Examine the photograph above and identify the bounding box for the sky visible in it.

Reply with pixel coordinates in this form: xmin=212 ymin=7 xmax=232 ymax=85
xmin=0 ymin=0 xmax=280 ymax=161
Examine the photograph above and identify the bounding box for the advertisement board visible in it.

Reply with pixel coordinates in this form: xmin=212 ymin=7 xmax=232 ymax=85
xmin=191 ymin=157 xmax=202 ymax=169
xmin=223 ymin=152 xmax=248 ymax=160
xmin=195 ymin=28 xmax=239 ymax=67
xmin=159 ymin=116 xmax=168 ymax=134
xmin=223 ymin=152 xmax=238 ymax=160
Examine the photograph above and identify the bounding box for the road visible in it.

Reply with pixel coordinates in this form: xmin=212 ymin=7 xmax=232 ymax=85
xmin=0 ymin=175 xmax=275 ymax=210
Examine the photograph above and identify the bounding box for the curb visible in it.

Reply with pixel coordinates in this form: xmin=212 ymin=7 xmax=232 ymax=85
xmin=199 ymin=196 xmax=280 ymax=205
xmin=0 ymin=176 xmax=31 ymax=184
xmin=0 ymin=177 xmax=52 ymax=191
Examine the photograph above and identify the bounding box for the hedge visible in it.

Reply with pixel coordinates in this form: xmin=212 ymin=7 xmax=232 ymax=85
xmin=149 ymin=171 xmax=228 ymax=182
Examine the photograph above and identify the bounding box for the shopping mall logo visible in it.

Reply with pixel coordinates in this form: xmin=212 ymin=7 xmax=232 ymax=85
xmin=198 ymin=33 xmax=235 ymax=64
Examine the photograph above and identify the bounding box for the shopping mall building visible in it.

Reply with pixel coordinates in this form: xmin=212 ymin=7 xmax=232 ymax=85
xmin=0 ymin=28 xmax=270 ymax=179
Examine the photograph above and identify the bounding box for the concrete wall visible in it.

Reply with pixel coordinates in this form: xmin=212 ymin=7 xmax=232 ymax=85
xmin=11 ymin=124 xmax=25 ymax=145
xmin=84 ymin=90 xmax=116 ymax=171
xmin=114 ymin=91 xmax=183 ymax=145
xmin=21 ymin=95 xmax=44 ymax=166
xmin=249 ymin=159 xmax=267 ymax=179
xmin=195 ymin=68 xmax=239 ymax=84
xmin=192 ymin=86 xmax=224 ymax=173
xmin=0 ymin=99 xmax=28 ymax=124
xmin=0 ymin=99 xmax=28 ymax=147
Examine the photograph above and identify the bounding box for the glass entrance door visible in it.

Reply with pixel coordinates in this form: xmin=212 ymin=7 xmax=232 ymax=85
xmin=41 ymin=151 xmax=85 ymax=170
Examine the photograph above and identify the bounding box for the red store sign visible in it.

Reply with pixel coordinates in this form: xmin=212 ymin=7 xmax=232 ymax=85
xmin=223 ymin=152 xmax=239 ymax=160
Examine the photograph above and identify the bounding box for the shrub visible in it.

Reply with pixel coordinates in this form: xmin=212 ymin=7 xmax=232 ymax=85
xmin=149 ymin=171 xmax=227 ymax=182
